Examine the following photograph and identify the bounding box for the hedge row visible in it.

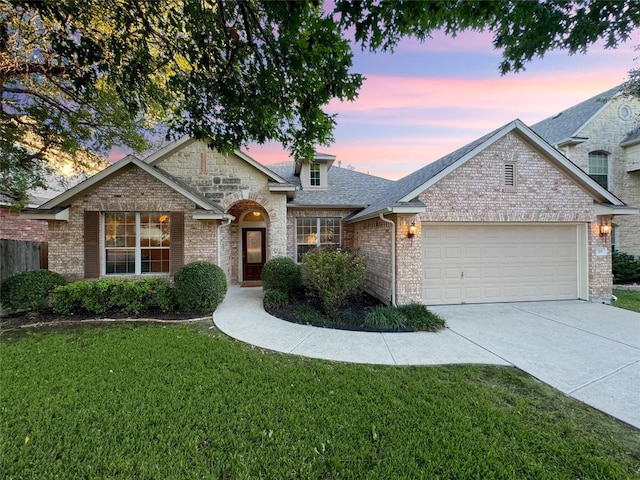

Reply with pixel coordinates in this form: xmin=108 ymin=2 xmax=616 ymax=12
xmin=1 ymin=261 xmax=227 ymax=316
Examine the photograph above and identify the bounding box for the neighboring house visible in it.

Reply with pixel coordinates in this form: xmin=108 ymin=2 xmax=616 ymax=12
xmin=23 ymin=120 xmax=637 ymax=305
xmin=0 ymin=193 xmax=49 ymax=282
xmin=532 ymin=85 xmax=640 ymax=256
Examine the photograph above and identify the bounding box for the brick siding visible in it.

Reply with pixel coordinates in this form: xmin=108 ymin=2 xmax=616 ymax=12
xmin=389 ymin=131 xmax=612 ymax=304
xmin=0 ymin=206 xmax=48 ymax=242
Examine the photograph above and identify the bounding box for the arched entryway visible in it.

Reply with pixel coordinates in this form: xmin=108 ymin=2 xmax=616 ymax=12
xmin=239 ymin=210 xmax=267 ymax=281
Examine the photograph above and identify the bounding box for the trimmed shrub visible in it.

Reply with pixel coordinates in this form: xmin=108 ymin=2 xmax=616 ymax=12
xmin=261 ymin=257 xmax=301 ymax=296
xmin=51 ymin=278 xmax=175 ymax=316
xmin=612 ymin=251 xmax=640 ymax=284
xmin=263 ymin=289 xmax=289 ymax=308
xmin=173 ymin=261 xmax=227 ymax=313
xmin=398 ymin=303 xmax=446 ymax=331
xmin=301 ymin=247 xmax=366 ymax=312
xmin=1 ymin=269 xmax=67 ymax=312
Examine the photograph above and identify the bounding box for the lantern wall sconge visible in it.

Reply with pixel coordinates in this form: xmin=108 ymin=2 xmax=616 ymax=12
xmin=408 ymin=221 xmax=417 ymax=238
xmin=599 ymin=223 xmax=611 ymax=237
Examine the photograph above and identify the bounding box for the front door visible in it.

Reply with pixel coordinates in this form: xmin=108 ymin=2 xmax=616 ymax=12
xmin=242 ymin=228 xmax=266 ymax=281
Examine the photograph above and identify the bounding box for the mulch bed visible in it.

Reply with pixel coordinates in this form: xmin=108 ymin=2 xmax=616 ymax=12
xmin=265 ymin=293 xmax=415 ymax=333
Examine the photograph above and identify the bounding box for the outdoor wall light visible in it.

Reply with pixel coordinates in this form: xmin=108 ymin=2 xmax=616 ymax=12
xmin=599 ymin=223 xmax=611 ymax=237
xmin=408 ymin=221 xmax=417 ymax=238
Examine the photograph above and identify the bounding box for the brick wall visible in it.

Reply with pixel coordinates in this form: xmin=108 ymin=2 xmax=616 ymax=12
xmin=387 ymin=131 xmax=611 ymax=304
xmin=0 ymin=206 xmax=48 ymax=242
xmin=157 ymin=140 xmax=288 ymax=267
xmin=48 ymin=165 xmax=218 ymax=280
xmin=559 ymin=95 xmax=640 ymax=256
xmin=352 ymin=216 xmax=393 ymax=303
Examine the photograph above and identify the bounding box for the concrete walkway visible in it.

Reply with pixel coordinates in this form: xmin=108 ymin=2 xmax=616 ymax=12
xmin=213 ymin=285 xmax=640 ymax=429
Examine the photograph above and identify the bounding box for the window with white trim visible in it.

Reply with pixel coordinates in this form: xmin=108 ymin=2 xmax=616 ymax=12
xmin=296 ymin=217 xmax=341 ymax=262
xmin=588 ymin=151 xmax=609 ymax=189
xmin=310 ymin=163 xmax=321 ymax=186
xmin=104 ymin=212 xmax=171 ymax=274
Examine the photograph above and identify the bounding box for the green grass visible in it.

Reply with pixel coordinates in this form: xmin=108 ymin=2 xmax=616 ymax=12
xmin=2 ymin=323 xmax=640 ymax=479
xmin=613 ymin=289 xmax=640 ymax=313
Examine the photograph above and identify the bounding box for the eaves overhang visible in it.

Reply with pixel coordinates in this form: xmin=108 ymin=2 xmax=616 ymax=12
xmin=269 ymin=183 xmax=298 ymax=199
xmin=287 ymin=203 xmax=366 ymax=209
xmin=594 ymin=203 xmax=639 ymax=216
xmin=20 ymin=207 xmax=69 ymax=221
xmin=345 ymin=204 xmax=425 ymax=224
xmin=192 ymin=211 xmax=236 ymax=221
xmin=554 ymin=136 xmax=588 ymax=148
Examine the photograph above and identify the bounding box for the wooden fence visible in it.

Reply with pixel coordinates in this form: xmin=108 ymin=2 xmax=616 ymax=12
xmin=0 ymin=239 xmax=48 ymax=283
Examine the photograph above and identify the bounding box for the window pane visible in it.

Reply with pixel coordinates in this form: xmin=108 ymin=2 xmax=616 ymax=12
xmin=106 ymin=249 xmax=135 ymax=274
xmin=588 ymin=152 xmax=608 ymax=175
xmin=295 ymin=217 xmax=341 ymax=262
xmin=104 ymin=212 xmax=170 ymax=275
xmin=246 ymin=231 xmax=263 ymax=263
xmin=310 ymin=163 xmax=321 ymax=186
xmin=141 ymin=248 xmax=170 ymax=273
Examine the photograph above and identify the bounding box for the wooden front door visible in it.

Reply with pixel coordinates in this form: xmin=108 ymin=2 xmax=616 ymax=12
xmin=242 ymin=228 xmax=266 ymax=281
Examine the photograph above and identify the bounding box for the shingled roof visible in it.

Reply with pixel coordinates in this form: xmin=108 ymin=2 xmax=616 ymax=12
xmin=269 ymin=163 xmax=394 ymax=207
xmin=531 ymin=84 xmax=623 ymax=145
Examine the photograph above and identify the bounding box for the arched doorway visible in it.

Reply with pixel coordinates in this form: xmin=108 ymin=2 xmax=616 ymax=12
xmin=239 ymin=210 xmax=267 ymax=281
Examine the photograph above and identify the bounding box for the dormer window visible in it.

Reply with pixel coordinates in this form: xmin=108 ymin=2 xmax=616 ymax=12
xmin=294 ymin=152 xmax=335 ymax=190
xmin=310 ymin=163 xmax=321 ymax=186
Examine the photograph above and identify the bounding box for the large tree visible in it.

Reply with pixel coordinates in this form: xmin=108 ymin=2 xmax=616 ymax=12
xmin=2 ymin=0 xmax=639 ymax=206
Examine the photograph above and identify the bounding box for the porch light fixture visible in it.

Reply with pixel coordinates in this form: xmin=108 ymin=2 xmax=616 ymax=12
xmin=408 ymin=221 xmax=417 ymax=238
xmin=599 ymin=223 xmax=611 ymax=237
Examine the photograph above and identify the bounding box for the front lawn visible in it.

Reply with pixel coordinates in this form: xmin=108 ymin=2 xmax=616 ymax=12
xmin=2 ymin=323 xmax=639 ymax=479
xmin=613 ymin=289 xmax=640 ymax=313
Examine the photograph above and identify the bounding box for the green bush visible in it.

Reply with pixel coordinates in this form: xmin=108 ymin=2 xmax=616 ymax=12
xmin=364 ymin=303 xmax=446 ymax=331
xmin=364 ymin=306 xmax=407 ymax=329
xmin=0 ymin=269 xmax=67 ymax=312
xmin=51 ymin=278 xmax=174 ymax=316
xmin=398 ymin=303 xmax=446 ymax=331
xmin=301 ymin=247 xmax=366 ymax=312
xmin=263 ymin=289 xmax=289 ymax=308
xmin=612 ymin=251 xmax=640 ymax=284
xmin=173 ymin=261 xmax=227 ymax=313
xmin=261 ymin=257 xmax=301 ymax=296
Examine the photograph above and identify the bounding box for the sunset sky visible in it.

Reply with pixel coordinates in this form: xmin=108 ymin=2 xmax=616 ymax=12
xmin=247 ymin=29 xmax=639 ymax=180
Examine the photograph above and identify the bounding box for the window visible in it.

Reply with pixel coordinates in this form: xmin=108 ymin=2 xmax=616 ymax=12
xmin=504 ymin=163 xmax=516 ymax=187
xmin=310 ymin=163 xmax=321 ymax=186
xmin=588 ymin=151 xmax=609 ymax=189
xmin=296 ymin=217 xmax=341 ymax=262
xmin=104 ymin=212 xmax=170 ymax=274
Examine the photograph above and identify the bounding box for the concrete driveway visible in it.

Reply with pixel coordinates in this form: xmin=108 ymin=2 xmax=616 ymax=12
xmin=430 ymin=301 xmax=640 ymax=429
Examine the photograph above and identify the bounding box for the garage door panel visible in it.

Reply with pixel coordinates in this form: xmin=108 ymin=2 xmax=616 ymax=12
xmin=423 ymin=224 xmax=580 ymax=305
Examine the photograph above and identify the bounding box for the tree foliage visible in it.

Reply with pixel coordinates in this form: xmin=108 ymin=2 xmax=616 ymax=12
xmin=2 ymin=0 xmax=639 ymax=205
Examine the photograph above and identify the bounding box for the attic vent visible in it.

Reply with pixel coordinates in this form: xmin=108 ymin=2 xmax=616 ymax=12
xmin=552 ymin=112 xmax=562 ymax=119
xmin=504 ymin=163 xmax=516 ymax=187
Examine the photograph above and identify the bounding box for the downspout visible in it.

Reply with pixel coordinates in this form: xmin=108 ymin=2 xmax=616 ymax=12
xmin=379 ymin=212 xmax=396 ymax=307
xmin=217 ymin=216 xmax=232 ymax=266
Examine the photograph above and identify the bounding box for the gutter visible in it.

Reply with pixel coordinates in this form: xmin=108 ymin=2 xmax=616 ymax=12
xmin=379 ymin=212 xmax=396 ymax=307
xmin=217 ymin=216 xmax=233 ymax=266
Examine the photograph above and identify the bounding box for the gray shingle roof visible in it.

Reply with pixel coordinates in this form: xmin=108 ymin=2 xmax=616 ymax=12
xmin=621 ymin=124 xmax=640 ymax=146
xmin=531 ymin=84 xmax=623 ymax=145
xmin=269 ymin=163 xmax=394 ymax=207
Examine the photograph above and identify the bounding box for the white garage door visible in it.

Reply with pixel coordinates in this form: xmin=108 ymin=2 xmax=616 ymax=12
xmin=422 ymin=224 xmax=582 ymax=305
